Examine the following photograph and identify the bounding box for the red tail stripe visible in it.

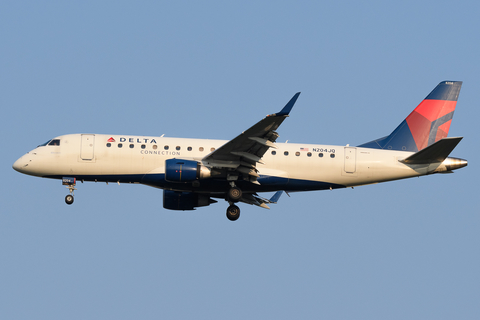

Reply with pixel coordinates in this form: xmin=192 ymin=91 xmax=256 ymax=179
xmin=409 ymin=100 xmax=457 ymax=122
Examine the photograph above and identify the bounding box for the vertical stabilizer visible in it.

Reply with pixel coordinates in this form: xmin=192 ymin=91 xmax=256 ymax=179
xmin=359 ymin=81 xmax=462 ymax=152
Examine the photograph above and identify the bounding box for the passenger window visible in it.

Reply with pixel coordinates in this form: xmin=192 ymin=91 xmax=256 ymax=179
xmin=211 ymin=147 xmax=215 ymax=152
xmin=307 ymin=152 xmax=312 ymax=157
xmin=295 ymin=151 xmax=300 ymax=156
xmin=284 ymin=151 xmax=289 ymax=156
xmin=176 ymin=146 xmax=181 ymax=151
xmin=164 ymin=145 xmax=169 ymax=150
xmin=129 ymin=144 xmax=134 ymax=148
xmin=199 ymin=147 xmax=204 ymax=152
xmin=153 ymin=145 xmax=157 ymax=150
xmin=141 ymin=144 xmax=146 ymax=149
xmin=118 ymin=143 xmax=123 ymax=148
xmin=187 ymin=146 xmax=192 ymax=151
xmin=106 ymin=143 xmax=111 ymax=147
xmin=319 ymin=153 xmax=323 ymax=158
xmin=271 ymin=150 xmax=276 ymax=155
xmin=330 ymin=154 xmax=335 ymax=158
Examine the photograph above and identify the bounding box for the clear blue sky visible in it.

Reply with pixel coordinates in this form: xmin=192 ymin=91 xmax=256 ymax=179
xmin=1 ymin=1 xmax=479 ymax=319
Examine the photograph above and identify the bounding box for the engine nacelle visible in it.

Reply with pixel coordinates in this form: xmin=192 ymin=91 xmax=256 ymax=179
xmin=163 ymin=190 xmax=215 ymax=210
xmin=165 ymin=159 xmax=211 ymax=182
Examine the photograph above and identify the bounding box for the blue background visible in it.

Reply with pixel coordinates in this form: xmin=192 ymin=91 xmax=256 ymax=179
xmin=1 ymin=1 xmax=479 ymax=319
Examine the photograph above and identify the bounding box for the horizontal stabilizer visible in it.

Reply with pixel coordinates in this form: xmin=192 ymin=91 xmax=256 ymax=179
xmin=400 ymin=137 xmax=462 ymax=164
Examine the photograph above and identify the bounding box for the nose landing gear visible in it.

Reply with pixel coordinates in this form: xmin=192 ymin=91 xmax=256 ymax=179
xmin=65 ymin=194 xmax=74 ymax=205
xmin=62 ymin=177 xmax=77 ymax=205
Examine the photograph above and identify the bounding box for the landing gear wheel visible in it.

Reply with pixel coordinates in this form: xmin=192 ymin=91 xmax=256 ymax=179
xmin=65 ymin=194 xmax=74 ymax=205
xmin=228 ymin=187 xmax=242 ymax=202
xmin=226 ymin=205 xmax=240 ymax=221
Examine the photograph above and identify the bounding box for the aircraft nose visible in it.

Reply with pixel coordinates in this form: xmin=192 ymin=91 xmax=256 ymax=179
xmin=12 ymin=155 xmax=30 ymax=173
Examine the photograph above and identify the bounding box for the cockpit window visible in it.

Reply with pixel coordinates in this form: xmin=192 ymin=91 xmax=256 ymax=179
xmin=38 ymin=139 xmax=60 ymax=147
xmin=48 ymin=139 xmax=60 ymax=146
xmin=38 ymin=140 xmax=51 ymax=147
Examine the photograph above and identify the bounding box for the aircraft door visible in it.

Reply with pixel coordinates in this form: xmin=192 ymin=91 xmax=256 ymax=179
xmin=80 ymin=134 xmax=95 ymax=160
xmin=344 ymin=147 xmax=356 ymax=173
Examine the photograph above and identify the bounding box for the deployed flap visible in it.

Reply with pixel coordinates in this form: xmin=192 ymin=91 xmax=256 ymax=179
xmin=202 ymin=93 xmax=300 ymax=181
xmin=400 ymin=137 xmax=463 ymax=164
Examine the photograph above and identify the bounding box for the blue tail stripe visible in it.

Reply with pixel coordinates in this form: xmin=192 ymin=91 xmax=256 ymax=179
xmin=425 ymin=81 xmax=462 ymax=101
xmin=358 ymin=120 xmax=418 ymax=151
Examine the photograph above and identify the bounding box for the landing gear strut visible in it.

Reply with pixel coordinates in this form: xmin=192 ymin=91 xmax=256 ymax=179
xmin=226 ymin=182 xmax=242 ymax=221
xmin=226 ymin=204 xmax=240 ymax=221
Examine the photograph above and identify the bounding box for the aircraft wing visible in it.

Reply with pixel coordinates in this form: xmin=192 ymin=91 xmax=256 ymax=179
xmin=201 ymin=93 xmax=300 ymax=183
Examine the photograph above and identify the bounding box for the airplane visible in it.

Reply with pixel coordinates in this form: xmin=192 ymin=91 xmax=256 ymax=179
xmin=13 ymin=81 xmax=467 ymax=221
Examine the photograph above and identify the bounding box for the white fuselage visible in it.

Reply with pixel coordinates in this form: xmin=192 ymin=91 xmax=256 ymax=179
xmin=13 ymin=133 xmax=434 ymax=193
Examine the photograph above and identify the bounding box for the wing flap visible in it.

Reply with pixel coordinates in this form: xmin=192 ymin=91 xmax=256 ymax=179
xmin=230 ymin=151 xmax=264 ymax=164
xmin=248 ymin=137 xmax=278 ymax=148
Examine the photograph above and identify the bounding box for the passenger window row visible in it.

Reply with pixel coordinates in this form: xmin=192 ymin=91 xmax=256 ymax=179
xmin=105 ymin=143 xmax=334 ymax=158
xmin=270 ymin=150 xmax=335 ymax=158
xmin=106 ymin=143 xmax=216 ymax=152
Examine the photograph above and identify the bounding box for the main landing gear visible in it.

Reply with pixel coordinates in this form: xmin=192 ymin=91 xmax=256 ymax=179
xmin=63 ymin=177 xmax=77 ymax=205
xmin=226 ymin=204 xmax=240 ymax=221
xmin=226 ymin=184 xmax=242 ymax=221
xmin=227 ymin=186 xmax=242 ymax=202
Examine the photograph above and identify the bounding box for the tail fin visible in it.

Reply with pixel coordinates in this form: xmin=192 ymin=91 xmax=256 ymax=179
xmin=359 ymin=81 xmax=462 ymax=152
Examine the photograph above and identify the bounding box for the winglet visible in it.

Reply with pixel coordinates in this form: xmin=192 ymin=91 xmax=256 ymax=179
xmin=272 ymin=92 xmax=301 ymax=117
xmin=269 ymin=191 xmax=283 ymax=204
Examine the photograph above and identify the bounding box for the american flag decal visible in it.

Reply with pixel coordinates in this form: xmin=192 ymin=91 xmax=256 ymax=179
xmin=300 ymin=147 xmax=308 ymax=151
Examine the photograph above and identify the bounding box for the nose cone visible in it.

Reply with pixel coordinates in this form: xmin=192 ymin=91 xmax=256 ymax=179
xmin=12 ymin=154 xmax=31 ymax=174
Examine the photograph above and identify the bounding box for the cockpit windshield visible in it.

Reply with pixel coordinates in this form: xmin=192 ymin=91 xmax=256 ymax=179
xmin=48 ymin=139 xmax=60 ymax=146
xmin=38 ymin=139 xmax=60 ymax=147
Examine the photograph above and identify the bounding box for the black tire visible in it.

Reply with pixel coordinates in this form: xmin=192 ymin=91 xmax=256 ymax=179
xmin=227 ymin=187 xmax=242 ymax=202
xmin=65 ymin=194 xmax=74 ymax=205
xmin=226 ymin=205 xmax=240 ymax=221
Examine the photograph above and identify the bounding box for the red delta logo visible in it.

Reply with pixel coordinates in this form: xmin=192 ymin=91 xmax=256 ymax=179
xmin=107 ymin=137 xmax=115 ymax=142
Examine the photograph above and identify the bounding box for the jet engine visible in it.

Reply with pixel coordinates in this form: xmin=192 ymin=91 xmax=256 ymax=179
xmin=163 ymin=190 xmax=217 ymax=210
xmin=165 ymin=159 xmax=211 ymax=182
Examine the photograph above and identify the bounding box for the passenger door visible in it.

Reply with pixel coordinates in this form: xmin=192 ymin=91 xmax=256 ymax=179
xmin=80 ymin=134 xmax=95 ymax=160
xmin=344 ymin=147 xmax=356 ymax=173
